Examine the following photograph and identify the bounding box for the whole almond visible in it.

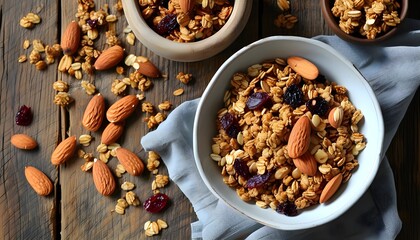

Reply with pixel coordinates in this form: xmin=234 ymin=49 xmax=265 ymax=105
xmin=320 ymin=173 xmax=343 ymax=203
xmin=287 ymin=116 xmax=311 ymax=158
xmin=61 ymin=21 xmax=81 ymax=55
xmin=11 ymin=134 xmax=37 ymax=150
xmin=179 ymin=0 xmax=194 ymax=13
xmin=135 ymin=59 xmax=161 ymax=78
xmin=25 ymin=166 xmax=53 ymax=196
xmin=115 ymin=147 xmax=144 ymax=176
xmin=82 ymin=93 xmax=105 ymax=132
xmin=287 ymin=56 xmax=319 ymax=80
xmin=94 ymin=45 xmax=124 ymax=70
xmin=106 ymin=95 xmax=139 ymax=123
xmin=292 ymin=152 xmax=318 ymax=176
xmin=101 ymin=122 xmax=124 ymax=145
xmin=328 ymin=106 xmax=344 ymax=128
xmin=51 ymin=136 xmax=77 ymax=165
xmin=92 ymin=158 xmax=116 ymax=196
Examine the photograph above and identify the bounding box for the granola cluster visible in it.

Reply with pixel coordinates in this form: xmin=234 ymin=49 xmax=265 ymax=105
xmin=332 ymin=0 xmax=401 ymax=39
xmin=138 ymin=0 xmax=233 ymax=42
xmin=211 ymin=58 xmax=366 ymax=214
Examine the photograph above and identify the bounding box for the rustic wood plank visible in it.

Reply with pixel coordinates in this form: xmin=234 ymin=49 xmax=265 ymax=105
xmin=0 ymin=0 xmax=60 ymax=239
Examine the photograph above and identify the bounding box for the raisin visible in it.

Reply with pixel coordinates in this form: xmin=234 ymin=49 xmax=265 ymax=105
xmin=143 ymin=193 xmax=170 ymax=213
xmin=284 ymin=84 xmax=303 ymax=108
xmin=233 ymin=158 xmax=251 ymax=179
xmin=155 ymin=14 xmax=178 ymax=35
xmin=306 ymin=96 xmax=329 ymax=116
xmin=87 ymin=19 xmax=98 ymax=29
xmin=245 ymin=171 xmax=271 ymax=189
xmin=220 ymin=113 xmax=240 ymax=138
xmin=246 ymin=92 xmax=270 ymax=110
xmin=16 ymin=105 xmax=33 ymax=126
xmin=276 ymin=202 xmax=298 ymax=216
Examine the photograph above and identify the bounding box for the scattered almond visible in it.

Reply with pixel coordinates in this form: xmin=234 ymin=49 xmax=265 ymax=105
xmin=292 ymin=152 xmax=318 ymax=176
xmin=106 ymin=95 xmax=139 ymax=123
xmin=61 ymin=21 xmax=81 ymax=55
xmin=51 ymin=136 xmax=77 ymax=165
xmin=287 ymin=56 xmax=319 ymax=80
xmin=134 ymin=57 xmax=161 ymax=78
xmin=92 ymin=158 xmax=116 ymax=196
xmin=11 ymin=134 xmax=38 ymax=150
xmin=115 ymin=147 xmax=145 ymax=176
xmin=320 ymin=173 xmax=343 ymax=203
xmin=101 ymin=122 xmax=124 ymax=145
xmin=94 ymin=45 xmax=124 ymax=70
xmin=287 ymin=116 xmax=311 ymax=158
xmin=179 ymin=0 xmax=194 ymax=13
xmin=82 ymin=93 xmax=105 ymax=132
xmin=25 ymin=166 xmax=53 ymax=196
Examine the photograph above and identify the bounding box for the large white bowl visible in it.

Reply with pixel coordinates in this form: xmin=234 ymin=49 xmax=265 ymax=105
xmin=122 ymin=0 xmax=252 ymax=62
xmin=193 ymin=36 xmax=384 ymax=230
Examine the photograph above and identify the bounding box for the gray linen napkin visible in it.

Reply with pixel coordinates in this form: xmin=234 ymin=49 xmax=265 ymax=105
xmin=141 ymin=19 xmax=420 ymax=240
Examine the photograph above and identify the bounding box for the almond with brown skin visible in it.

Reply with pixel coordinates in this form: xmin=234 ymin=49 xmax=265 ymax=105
xmin=179 ymin=0 xmax=194 ymax=13
xmin=287 ymin=116 xmax=311 ymax=158
xmin=320 ymin=173 xmax=343 ymax=203
xmin=135 ymin=57 xmax=161 ymax=78
xmin=94 ymin=45 xmax=124 ymax=70
xmin=25 ymin=166 xmax=53 ymax=196
xmin=101 ymin=121 xmax=124 ymax=145
xmin=61 ymin=21 xmax=81 ymax=55
xmin=287 ymin=56 xmax=319 ymax=80
xmin=51 ymin=136 xmax=77 ymax=165
xmin=11 ymin=134 xmax=38 ymax=150
xmin=82 ymin=93 xmax=105 ymax=132
xmin=92 ymin=158 xmax=116 ymax=196
xmin=328 ymin=106 xmax=344 ymax=128
xmin=106 ymin=95 xmax=139 ymax=123
xmin=115 ymin=147 xmax=144 ymax=176
xmin=292 ymin=151 xmax=318 ymax=176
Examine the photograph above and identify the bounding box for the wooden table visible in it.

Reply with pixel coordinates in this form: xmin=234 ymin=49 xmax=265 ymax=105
xmin=1 ymin=0 xmax=419 ymax=239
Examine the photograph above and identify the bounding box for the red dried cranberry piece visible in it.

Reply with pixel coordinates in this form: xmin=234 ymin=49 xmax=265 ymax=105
xmin=246 ymin=92 xmax=270 ymax=110
xmin=220 ymin=113 xmax=240 ymax=138
xmin=245 ymin=171 xmax=271 ymax=189
xmin=306 ymin=96 xmax=329 ymax=116
xmin=16 ymin=105 xmax=33 ymax=126
xmin=276 ymin=202 xmax=298 ymax=216
xmin=143 ymin=193 xmax=170 ymax=213
xmin=155 ymin=14 xmax=178 ymax=35
xmin=233 ymin=158 xmax=251 ymax=179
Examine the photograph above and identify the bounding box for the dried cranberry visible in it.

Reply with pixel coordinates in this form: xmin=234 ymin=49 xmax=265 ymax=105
xmin=245 ymin=171 xmax=271 ymax=189
xmin=276 ymin=202 xmax=298 ymax=216
xmin=306 ymin=96 xmax=329 ymax=116
xmin=15 ymin=105 xmax=33 ymax=126
xmin=233 ymin=158 xmax=251 ymax=179
xmin=155 ymin=14 xmax=178 ymax=35
xmin=87 ymin=19 xmax=98 ymax=28
xmin=284 ymin=84 xmax=303 ymax=108
xmin=246 ymin=92 xmax=270 ymax=110
xmin=220 ymin=113 xmax=240 ymax=138
xmin=143 ymin=193 xmax=170 ymax=213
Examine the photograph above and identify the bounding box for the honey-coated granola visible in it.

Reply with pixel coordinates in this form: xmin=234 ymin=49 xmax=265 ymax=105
xmin=211 ymin=57 xmax=366 ymax=215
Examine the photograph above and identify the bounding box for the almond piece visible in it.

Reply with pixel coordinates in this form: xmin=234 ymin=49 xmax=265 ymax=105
xmin=25 ymin=166 xmax=53 ymax=196
xmin=287 ymin=116 xmax=311 ymax=158
xmin=11 ymin=134 xmax=37 ymax=150
xmin=101 ymin=122 xmax=124 ymax=145
xmin=134 ymin=57 xmax=161 ymax=78
xmin=51 ymin=136 xmax=77 ymax=165
xmin=179 ymin=0 xmax=194 ymax=13
xmin=82 ymin=93 xmax=105 ymax=132
xmin=92 ymin=158 xmax=116 ymax=196
xmin=61 ymin=21 xmax=81 ymax=55
xmin=292 ymin=151 xmax=318 ymax=176
xmin=115 ymin=147 xmax=144 ymax=176
xmin=94 ymin=45 xmax=124 ymax=70
xmin=106 ymin=95 xmax=139 ymax=123
xmin=287 ymin=56 xmax=319 ymax=80
xmin=328 ymin=106 xmax=344 ymax=128
xmin=320 ymin=173 xmax=343 ymax=203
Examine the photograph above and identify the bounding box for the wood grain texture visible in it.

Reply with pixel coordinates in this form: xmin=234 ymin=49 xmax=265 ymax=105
xmin=0 ymin=0 xmax=419 ymax=239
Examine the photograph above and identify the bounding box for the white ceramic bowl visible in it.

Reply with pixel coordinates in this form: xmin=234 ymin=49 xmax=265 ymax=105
xmin=193 ymin=36 xmax=384 ymax=230
xmin=122 ymin=0 xmax=252 ymax=62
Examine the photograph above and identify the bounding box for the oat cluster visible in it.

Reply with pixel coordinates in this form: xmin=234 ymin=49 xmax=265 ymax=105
xmin=211 ymin=58 xmax=366 ymax=212
xmin=274 ymin=0 xmax=298 ymax=29
xmin=332 ymin=0 xmax=401 ymax=39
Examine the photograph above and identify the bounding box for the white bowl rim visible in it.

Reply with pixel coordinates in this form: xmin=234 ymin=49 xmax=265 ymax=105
xmin=193 ymin=35 xmax=385 ymax=230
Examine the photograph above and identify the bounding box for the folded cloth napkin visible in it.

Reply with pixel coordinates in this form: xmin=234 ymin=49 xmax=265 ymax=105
xmin=141 ymin=18 xmax=420 ymax=240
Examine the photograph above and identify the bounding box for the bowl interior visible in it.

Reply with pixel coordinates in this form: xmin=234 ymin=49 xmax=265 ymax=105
xmin=193 ymin=36 xmax=384 ymax=230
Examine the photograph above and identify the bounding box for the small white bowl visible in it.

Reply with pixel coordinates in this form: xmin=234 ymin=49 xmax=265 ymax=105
xmin=193 ymin=36 xmax=384 ymax=230
xmin=122 ymin=0 xmax=252 ymax=62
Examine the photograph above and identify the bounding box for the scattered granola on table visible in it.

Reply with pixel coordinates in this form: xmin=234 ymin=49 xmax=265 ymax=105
xmin=210 ymin=57 xmax=366 ymax=216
